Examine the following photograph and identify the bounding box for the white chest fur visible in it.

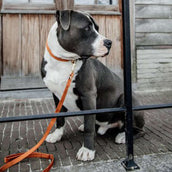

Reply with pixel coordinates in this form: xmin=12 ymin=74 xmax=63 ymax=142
xmin=43 ymin=22 xmax=82 ymax=112
xmin=43 ymin=55 xmax=82 ymax=112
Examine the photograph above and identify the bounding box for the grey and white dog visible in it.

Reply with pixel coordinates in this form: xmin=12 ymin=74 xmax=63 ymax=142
xmin=41 ymin=10 xmax=145 ymax=161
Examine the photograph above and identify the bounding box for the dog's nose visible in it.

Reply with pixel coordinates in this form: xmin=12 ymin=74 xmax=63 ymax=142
xmin=104 ymin=39 xmax=112 ymax=49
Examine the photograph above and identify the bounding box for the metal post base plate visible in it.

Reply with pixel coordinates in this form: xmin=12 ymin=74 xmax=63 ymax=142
xmin=122 ymin=158 xmax=140 ymax=171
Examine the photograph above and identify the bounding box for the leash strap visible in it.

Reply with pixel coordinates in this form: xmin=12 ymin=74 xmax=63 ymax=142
xmin=0 ymin=61 xmax=76 ymax=172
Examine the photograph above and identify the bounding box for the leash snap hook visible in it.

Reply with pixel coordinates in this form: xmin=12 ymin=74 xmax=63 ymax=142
xmin=71 ymin=60 xmax=76 ymax=72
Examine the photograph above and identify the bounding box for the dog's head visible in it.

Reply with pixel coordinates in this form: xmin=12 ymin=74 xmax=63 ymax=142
xmin=56 ymin=10 xmax=112 ymax=59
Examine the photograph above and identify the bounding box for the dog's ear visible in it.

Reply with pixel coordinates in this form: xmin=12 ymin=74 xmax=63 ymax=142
xmin=89 ymin=15 xmax=99 ymax=32
xmin=56 ymin=10 xmax=71 ymax=31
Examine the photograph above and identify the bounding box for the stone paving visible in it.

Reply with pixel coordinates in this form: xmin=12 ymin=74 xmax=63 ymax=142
xmin=0 ymin=91 xmax=172 ymax=172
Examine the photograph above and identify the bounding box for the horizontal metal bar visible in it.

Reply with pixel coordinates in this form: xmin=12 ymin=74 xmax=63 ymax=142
xmin=0 ymin=103 xmax=172 ymax=123
xmin=0 ymin=87 xmax=47 ymax=92
xmin=0 ymin=107 xmax=126 ymax=123
xmin=133 ymin=103 xmax=172 ymax=111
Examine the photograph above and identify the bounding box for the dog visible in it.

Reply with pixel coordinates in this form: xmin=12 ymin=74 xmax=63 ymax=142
xmin=41 ymin=10 xmax=145 ymax=161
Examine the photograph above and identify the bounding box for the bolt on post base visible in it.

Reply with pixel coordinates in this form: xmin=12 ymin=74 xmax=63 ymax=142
xmin=122 ymin=158 xmax=140 ymax=171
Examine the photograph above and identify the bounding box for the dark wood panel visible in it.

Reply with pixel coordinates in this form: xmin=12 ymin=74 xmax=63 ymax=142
xmin=39 ymin=14 xmax=55 ymax=66
xmin=3 ymin=14 xmax=21 ymax=76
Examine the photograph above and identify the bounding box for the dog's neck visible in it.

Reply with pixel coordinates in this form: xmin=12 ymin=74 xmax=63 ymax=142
xmin=47 ymin=22 xmax=80 ymax=61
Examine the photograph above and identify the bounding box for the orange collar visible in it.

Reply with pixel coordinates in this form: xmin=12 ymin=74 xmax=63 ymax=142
xmin=46 ymin=41 xmax=70 ymax=62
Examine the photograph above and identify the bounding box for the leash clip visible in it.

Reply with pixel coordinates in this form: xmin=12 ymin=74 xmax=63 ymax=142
xmin=69 ymin=60 xmax=77 ymax=80
xmin=71 ymin=60 xmax=76 ymax=72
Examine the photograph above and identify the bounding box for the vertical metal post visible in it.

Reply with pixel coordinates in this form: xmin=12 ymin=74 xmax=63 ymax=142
xmin=121 ymin=0 xmax=140 ymax=170
xmin=109 ymin=0 xmax=113 ymax=5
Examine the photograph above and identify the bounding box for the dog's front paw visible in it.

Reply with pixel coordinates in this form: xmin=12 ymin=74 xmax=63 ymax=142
xmin=46 ymin=127 xmax=64 ymax=143
xmin=115 ymin=132 xmax=126 ymax=144
xmin=76 ymin=146 xmax=95 ymax=161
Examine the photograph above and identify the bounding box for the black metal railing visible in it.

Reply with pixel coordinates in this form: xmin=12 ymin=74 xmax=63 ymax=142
xmin=0 ymin=0 xmax=172 ymax=171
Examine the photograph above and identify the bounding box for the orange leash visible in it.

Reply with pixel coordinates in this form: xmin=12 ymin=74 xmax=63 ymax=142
xmin=0 ymin=61 xmax=76 ymax=172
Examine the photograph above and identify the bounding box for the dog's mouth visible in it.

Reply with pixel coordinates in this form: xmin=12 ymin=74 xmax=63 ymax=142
xmin=102 ymin=50 xmax=110 ymax=57
xmin=94 ymin=49 xmax=110 ymax=58
xmin=79 ymin=47 xmax=110 ymax=60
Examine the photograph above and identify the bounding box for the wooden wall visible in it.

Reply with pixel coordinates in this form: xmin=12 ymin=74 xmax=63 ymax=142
xmin=135 ymin=0 xmax=172 ymax=92
xmin=136 ymin=49 xmax=172 ymax=91
xmin=0 ymin=15 xmax=2 ymax=76
xmin=135 ymin=0 xmax=172 ymax=46
xmin=1 ymin=13 xmax=122 ymax=77
xmin=2 ymin=14 xmax=55 ymax=77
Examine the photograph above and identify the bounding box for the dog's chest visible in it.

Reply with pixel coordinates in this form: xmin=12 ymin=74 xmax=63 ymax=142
xmin=43 ymin=58 xmax=83 ymax=111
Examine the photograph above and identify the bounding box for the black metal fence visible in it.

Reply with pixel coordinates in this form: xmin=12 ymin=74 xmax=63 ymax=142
xmin=0 ymin=0 xmax=172 ymax=171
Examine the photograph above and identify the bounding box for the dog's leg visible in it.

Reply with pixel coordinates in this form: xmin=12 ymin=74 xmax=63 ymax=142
xmin=133 ymin=111 xmax=145 ymax=139
xmin=77 ymin=115 xmax=96 ymax=161
xmin=132 ymin=96 xmax=145 ymax=139
xmin=78 ymin=124 xmax=84 ymax=132
xmin=76 ymin=95 xmax=96 ymax=161
xmin=46 ymin=94 xmax=67 ymax=143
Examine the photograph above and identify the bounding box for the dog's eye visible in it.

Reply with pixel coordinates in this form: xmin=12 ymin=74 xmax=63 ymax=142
xmin=84 ymin=26 xmax=90 ymax=31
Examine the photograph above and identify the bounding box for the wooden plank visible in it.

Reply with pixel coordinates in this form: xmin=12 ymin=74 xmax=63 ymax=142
xmin=74 ymin=5 xmax=118 ymax=11
xmin=105 ymin=15 xmax=122 ymax=76
xmin=3 ymin=14 xmax=21 ymax=76
xmin=0 ymin=0 xmax=2 ymax=10
xmin=137 ymin=49 xmax=172 ymax=56
xmin=135 ymin=0 xmax=172 ymax=5
xmin=137 ymin=63 xmax=172 ymax=69
xmin=67 ymin=0 xmax=74 ymax=9
xmin=119 ymin=0 xmax=123 ymax=69
xmin=130 ymin=0 xmax=136 ymax=81
xmin=0 ymin=15 xmax=2 ymax=76
xmin=136 ymin=33 xmax=172 ymax=46
xmin=39 ymin=14 xmax=55 ymax=59
xmin=136 ymin=19 xmax=172 ymax=33
xmin=3 ymin=3 xmax=55 ymax=10
xmin=92 ymin=15 xmax=106 ymax=65
xmin=137 ymin=72 xmax=172 ymax=79
xmin=21 ymin=14 xmax=39 ymax=76
xmin=136 ymin=5 xmax=172 ymax=19
xmin=39 ymin=14 xmax=55 ymax=65
xmin=55 ymin=0 xmax=74 ymax=10
xmin=136 ymin=48 xmax=172 ymax=91
xmin=137 ymin=82 xmax=172 ymax=92
xmin=1 ymin=76 xmax=45 ymax=90
xmin=137 ymin=67 xmax=172 ymax=74
xmin=138 ymin=58 xmax=172 ymax=64
xmin=137 ymin=77 xmax=172 ymax=83
xmin=55 ymin=0 xmax=63 ymax=10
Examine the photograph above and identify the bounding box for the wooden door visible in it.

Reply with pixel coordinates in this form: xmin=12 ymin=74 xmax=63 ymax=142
xmin=0 ymin=0 xmax=123 ymax=90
